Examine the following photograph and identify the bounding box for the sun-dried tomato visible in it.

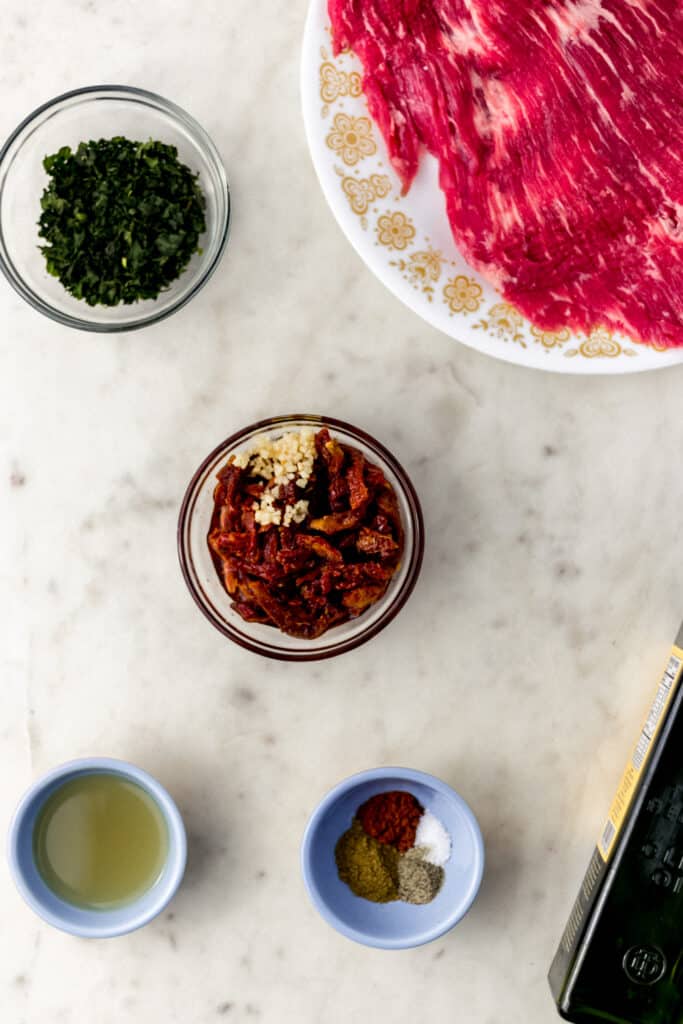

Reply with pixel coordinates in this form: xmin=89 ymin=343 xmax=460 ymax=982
xmin=328 ymin=474 xmax=348 ymax=511
xmin=263 ymin=529 xmax=279 ymax=565
xmin=309 ymin=510 xmax=360 ymax=534
xmin=342 ymin=585 xmax=386 ymax=614
xmin=241 ymin=507 xmax=256 ymax=533
xmin=243 ymin=482 xmax=265 ymax=499
xmin=221 ymin=560 xmax=239 ymax=596
xmin=209 ymin=530 xmax=252 ymax=558
xmin=371 ymin=513 xmax=391 ymax=534
xmin=296 ymin=533 xmax=343 ymax=562
xmin=364 ymin=464 xmax=386 ymax=490
xmin=356 ymin=527 xmax=399 ymax=559
xmin=216 ymin=462 xmax=243 ymax=510
xmin=346 ymin=449 xmax=369 ymax=511
xmin=316 ymin=428 xmax=345 ymax=476
xmin=281 ymin=479 xmax=298 ymax=506
xmin=376 ymin=488 xmax=402 ymax=535
xmin=331 ymin=562 xmax=394 ymax=590
xmin=207 ymin=428 xmax=404 ymax=639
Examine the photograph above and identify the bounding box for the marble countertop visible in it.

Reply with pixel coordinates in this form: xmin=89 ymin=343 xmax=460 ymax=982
xmin=2 ymin=2 xmax=683 ymax=1022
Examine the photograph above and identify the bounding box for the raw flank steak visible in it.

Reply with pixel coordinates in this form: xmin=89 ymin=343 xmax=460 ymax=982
xmin=329 ymin=0 xmax=683 ymax=347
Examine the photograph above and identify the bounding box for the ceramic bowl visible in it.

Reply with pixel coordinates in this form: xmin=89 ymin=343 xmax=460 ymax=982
xmin=7 ymin=757 xmax=187 ymax=937
xmin=0 ymin=85 xmax=230 ymax=331
xmin=177 ymin=414 xmax=424 ymax=661
xmin=301 ymin=767 xmax=485 ymax=949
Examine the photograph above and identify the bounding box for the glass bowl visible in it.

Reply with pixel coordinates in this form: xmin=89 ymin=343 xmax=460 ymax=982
xmin=0 ymin=85 xmax=230 ymax=331
xmin=177 ymin=415 xmax=424 ymax=661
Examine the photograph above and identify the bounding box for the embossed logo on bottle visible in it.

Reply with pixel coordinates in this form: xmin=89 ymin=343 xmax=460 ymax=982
xmin=623 ymin=945 xmax=667 ymax=985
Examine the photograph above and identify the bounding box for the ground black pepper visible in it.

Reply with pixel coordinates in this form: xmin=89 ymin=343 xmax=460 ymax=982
xmin=397 ymin=847 xmax=445 ymax=904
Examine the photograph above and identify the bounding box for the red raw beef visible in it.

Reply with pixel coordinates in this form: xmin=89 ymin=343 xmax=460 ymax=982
xmin=329 ymin=0 xmax=683 ymax=347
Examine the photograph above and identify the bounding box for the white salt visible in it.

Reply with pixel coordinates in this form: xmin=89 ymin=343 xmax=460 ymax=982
xmin=415 ymin=810 xmax=451 ymax=867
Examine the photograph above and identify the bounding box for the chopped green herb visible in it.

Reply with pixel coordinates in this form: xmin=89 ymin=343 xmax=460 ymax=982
xmin=38 ymin=137 xmax=207 ymax=306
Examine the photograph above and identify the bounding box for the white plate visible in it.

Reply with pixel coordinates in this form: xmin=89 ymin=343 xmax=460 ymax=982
xmin=300 ymin=0 xmax=683 ymax=374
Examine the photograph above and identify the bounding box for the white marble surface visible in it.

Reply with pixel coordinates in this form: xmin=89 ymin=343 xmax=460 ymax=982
xmin=2 ymin=3 xmax=683 ymax=1022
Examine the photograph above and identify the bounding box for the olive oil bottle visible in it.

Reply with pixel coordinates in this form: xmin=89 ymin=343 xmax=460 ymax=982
xmin=33 ymin=772 xmax=168 ymax=910
xmin=549 ymin=628 xmax=683 ymax=1023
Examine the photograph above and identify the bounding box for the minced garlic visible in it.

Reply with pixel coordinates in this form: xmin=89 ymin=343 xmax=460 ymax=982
xmin=283 ymin=500 xmax=310 ymax=527
xmin=247 ymin=429 xmax=316 ymax=489
xmin=253 ymin=492 xmax=281 ymax=527
xmin=235 ymin=429 xmax=316 ymax=527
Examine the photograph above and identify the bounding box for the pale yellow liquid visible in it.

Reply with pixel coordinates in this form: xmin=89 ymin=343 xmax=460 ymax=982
xmin=33 ymin=773 xmax=168 ymax=910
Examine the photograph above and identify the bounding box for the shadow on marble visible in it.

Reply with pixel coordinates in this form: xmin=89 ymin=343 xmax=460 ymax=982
xmin=412 ymin=466 xmax=481 ymax=598
xmin=472 ymin=832 xmax=521 ymax=922
xmin=434 ymin=773 xmax=523 ymax=940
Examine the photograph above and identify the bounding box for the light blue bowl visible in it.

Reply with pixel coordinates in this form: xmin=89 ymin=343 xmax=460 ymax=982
xmin=301 ymin=767 xmax=484 ymax=949
xmin=7 ymin=757 xmax=187 ymax=938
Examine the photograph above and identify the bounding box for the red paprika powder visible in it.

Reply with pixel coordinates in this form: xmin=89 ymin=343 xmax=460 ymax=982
xmin=357 ymin=790 xmax=423 ymax=852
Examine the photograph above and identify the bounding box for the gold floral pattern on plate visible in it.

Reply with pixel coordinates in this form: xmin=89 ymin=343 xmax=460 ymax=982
xmin=376 ymin=211 xmax=416 ymax=251
xmin=342 ymin=174 xmax=392 ymax=217
xmin=531 ymin=326 xmax=571 ymax=350
xmin=565 ymin=327 xmax=637 ymax=359
xmin=326 ymin=113 xmax=376 ymax=166
xmin=391 ymin=249 xmax=445 ymax=300
xmin=443 ymin=275 xmax=483 ymax=315
xmin=320 ymin=61 xmax=362 ymax=107
xmin=473 ymin=303 xmax=526 ymax=345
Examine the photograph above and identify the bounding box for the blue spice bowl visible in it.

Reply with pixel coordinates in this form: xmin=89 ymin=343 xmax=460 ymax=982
xmin=7 ymin=757 xmax=187 ymax=938
xmin=301 ymin=767 xmax=485 ymax=949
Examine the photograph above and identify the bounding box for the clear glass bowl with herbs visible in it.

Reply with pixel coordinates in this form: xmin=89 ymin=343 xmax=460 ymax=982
xmin=0 ymin=85 xmax=230 ymax=331
xmin=177 ymin=415 xmax=424 ymax=661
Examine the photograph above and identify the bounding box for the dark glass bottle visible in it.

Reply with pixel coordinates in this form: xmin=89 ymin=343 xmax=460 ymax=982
xmin=550 ymin=643 xmax=683 ymax=1023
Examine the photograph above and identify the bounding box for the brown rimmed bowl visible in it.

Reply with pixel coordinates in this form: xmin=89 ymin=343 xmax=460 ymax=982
xmin=177 ymin=414 xmax=424 ymax=661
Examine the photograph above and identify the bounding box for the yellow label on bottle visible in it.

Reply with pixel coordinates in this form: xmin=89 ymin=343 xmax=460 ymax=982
xmin=598 ymin=645 xmax=683 ymax=862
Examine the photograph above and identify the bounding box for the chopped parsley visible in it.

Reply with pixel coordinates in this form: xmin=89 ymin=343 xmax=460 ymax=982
xmin=38 ymin=137 xmax=207 ymax=306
